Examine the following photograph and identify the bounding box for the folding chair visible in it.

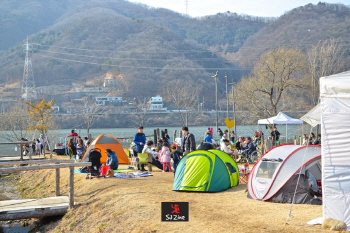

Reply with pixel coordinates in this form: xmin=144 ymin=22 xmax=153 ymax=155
xmin=129 ymin=149 xmax=138 ymax=170
xmin=138 ymin=153 xmax=152 ymax=171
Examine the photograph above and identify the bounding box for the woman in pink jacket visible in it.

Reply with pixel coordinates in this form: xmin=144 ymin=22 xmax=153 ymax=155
xmin=158 ymin=142 xmax=172 ymax=172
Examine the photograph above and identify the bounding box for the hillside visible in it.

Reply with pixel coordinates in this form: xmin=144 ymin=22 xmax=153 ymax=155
xmin=231 ymin=2 xmax=350 ymax=66
xmin=0 ymin=0 xmax=269 ymax=103
xmin=0 ymin=0 xmax=268 ymax=50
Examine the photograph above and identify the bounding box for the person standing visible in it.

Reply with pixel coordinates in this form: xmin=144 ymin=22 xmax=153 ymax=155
xmin=67 ymin=138 xmax=77 ymax=160
xmin=230 ymin=131 xmax=235 ymax=142
xmin=158 ymin=142 xmax=172 ymax=172
xmin=39 ymin=134 xmax=44 ymax=154
xmin=76 ymin=138 xmax=85 ymax=161
xmin=181 ymin=127 xmax=196 ymax=156
xmin=270 ymin=127 xmax=281 ymax=146
xmin=133 ymin=126 xmax=147 ymax=171
xmin=170 ymin=145 xmax=181 ymax=172
xmin=67 ymin=130 xmax=79 ymax=146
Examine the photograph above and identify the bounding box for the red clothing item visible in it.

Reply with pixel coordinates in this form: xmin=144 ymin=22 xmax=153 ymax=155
xmin=67 ymin=132 xmax=78 ymax=137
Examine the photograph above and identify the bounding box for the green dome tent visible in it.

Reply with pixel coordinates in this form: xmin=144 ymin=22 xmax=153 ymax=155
xmin=173 ymin=150 xmax=239 ymax=192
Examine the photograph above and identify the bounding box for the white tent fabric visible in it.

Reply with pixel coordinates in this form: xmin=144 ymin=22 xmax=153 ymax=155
xmin=300 ymin=103 xmax=321 ymax=127
xmin=258 ymin=112 xmax=303 ymax=125
xmin=320 ymin=71 xmax=350 ymax=230
xmin=248 ymin=145 xmax=321 ymax=201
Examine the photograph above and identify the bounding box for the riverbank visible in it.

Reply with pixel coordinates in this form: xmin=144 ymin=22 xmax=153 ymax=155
xmin=5 ymin=154 xmax=327 ymax=233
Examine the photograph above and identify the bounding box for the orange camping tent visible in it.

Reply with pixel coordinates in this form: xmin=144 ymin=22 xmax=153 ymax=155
xmin=82 ymin=134 xmax=129 ymax=164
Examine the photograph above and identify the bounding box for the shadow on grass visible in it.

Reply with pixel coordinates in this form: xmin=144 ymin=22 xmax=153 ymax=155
xmin=225 ymin=184 xmax=248 ymax=193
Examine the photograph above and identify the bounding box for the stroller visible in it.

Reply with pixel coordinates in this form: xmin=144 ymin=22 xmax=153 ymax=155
xmin=86 ymin=148 xmax=102 ymax=179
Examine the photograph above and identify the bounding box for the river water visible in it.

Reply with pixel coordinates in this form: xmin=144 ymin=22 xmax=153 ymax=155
xmin=0 ymin=124 xmax=313 ymax=156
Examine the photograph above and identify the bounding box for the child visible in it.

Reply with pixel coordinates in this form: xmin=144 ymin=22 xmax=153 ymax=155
xmin=158 ymin=142 xmax=172 ymax=172
xmin=170 ymin=146 xmax=180 ymax=172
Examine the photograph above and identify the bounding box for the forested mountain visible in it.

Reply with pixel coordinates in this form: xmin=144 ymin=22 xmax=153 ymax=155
xmin=1 ymin=1 xmax=350 ymax=102
xmin=0 ymin=0 xmax=269 ymax=101
xmin=232 ymin=2 xmax=350 ymax=66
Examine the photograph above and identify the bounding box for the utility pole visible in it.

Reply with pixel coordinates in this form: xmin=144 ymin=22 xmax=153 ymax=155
xmin=229 ymin=80 xmax=236 ymax=140
xmin=21 ymin=36 xmax=37 ymax=101
xmin=225 ymin=72 xmax=229 ymax=118
xmin=211 ymin=71 xmax=219 ymax=134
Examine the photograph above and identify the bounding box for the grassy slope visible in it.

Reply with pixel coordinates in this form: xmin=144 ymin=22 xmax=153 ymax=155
xmin=16 ymin=155 xmax=328 ymax=233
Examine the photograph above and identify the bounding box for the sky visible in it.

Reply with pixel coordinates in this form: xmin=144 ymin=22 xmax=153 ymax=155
xmin=127 ymin=0 xmax=350 ymax=17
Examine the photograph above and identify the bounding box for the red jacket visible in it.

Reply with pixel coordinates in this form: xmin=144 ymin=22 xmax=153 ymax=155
xmin=67 ymin=132 xmax=78 ymax=137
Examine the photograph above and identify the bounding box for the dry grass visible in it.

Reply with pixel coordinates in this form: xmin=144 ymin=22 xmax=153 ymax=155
xmin=14 ymin=155 xmax=329 ymax=233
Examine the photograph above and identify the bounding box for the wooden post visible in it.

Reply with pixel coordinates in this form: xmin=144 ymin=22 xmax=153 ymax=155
xmin=55 ymin=162 xmax=60 ymax=196
xmin=156 ymin=128 xmax=160 ymax=141
xmin=165 ymin=129 xmax=168 ymax=136
xmin=293 ymin=136 xmax=296 ymax=145
xmin=173 ymin=130 xmax=177 ymax=141
xmin=154 ymin=129 xmax=157 ymax=144
xmin=179 ymin=130 xmax=183 ymax=138
xmin=20 ymin=144 xmax=23 ymax=161
xmin=68 ymin=167 xmax=74 ymax=209
xmin=261 ymin=134 xmax=265 ymax=155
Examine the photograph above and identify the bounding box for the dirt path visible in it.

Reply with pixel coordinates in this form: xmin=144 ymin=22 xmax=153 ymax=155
xmin=13 ymin=156 xmax=328 ymax=233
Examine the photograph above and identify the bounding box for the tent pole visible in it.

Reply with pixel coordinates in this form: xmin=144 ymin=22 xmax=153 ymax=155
xmin=302 ymin=124 xmax=304 ymax=138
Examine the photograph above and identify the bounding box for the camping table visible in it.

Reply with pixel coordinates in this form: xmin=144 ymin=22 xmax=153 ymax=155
xmin=239 ymin=172 xmax=250 ymax=184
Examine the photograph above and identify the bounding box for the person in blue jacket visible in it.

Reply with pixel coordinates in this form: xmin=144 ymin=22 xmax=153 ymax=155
xmin=133 ymin=126 xmax=147 ymax=171
xmin=204 ymin=132 xmax=212 ymax=143
xmin=106 ymin=148 xmax=119 ymax=170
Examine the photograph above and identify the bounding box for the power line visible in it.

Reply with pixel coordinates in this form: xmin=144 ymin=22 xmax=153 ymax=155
xmin=39 ymin=54 xmax=252 ymax=71
xmin=36 ymin=48 xmax=234 ymax=62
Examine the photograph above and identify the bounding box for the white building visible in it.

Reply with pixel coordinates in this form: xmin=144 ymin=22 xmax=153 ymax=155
xmin=96 ymin=97 xmax=122 ymax=105
xmin=103 ymin=76 xmax=117 ymax=87
xmin=149 ymin=95 xmax=167 ymax=111
xmin=51 ymin=106 xmax=60 ymax=112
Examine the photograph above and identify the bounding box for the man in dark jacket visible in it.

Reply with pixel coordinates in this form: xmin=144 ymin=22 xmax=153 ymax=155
xmin=241 ymin=137 xmax=256 ymax=156
xmin=181 ymin=126 xmax=196 ymax=156
xmin=133 ymin=126 xmax=147 ymax=171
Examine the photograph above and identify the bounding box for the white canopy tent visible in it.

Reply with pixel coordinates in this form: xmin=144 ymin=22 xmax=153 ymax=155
xmin=319 ymin=70 xmax=350 ymax=230
xmin=258 ymin=112 xmax=303 ymax=143
xmin=300 ymin=103 xmax=321 ymax=127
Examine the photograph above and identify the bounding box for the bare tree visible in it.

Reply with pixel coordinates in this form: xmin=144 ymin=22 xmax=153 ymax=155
xmin=76 ymin=98 xmax=101 ymax=135
xmin=307 ymin=38 xmax=347 ymax=106
xmin=132 ymin=97 xmax=150 ymax=127
xmin=235 ymin=48 xmax=307 ymax=127
xmin=0 ymin=103 xmax=33 ymax=142
xmin=167 ymin=82 xmax=199 ymax=127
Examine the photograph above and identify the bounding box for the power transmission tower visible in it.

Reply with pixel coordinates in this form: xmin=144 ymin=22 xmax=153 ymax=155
xmin=185 ymin=0 xmax=189 ymax=15
xmin=21 ymin=36 xmax=37 ymax=101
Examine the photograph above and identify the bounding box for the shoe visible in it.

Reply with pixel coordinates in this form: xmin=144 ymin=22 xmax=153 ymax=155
xmin=162 ymin=171 xmax=165 ymax=172
xmin=141 ymin=169 xmax=148 ymax=172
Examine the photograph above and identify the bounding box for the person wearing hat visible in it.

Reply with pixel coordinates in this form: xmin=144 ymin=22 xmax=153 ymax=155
xmin=133 ymin=126 xmax=147 ymax=171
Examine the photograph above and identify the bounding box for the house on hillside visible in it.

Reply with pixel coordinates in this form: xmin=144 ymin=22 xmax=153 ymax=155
xmin=148 ymin=95 xmax=167 ymax=111
xmin=96 ymin=96 xmax=123 ymax=106
xmin=103 ymin=76 xmax=117 ymax=87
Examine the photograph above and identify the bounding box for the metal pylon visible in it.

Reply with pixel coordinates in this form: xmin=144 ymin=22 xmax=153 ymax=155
xmin=21 ymin=36 xmax=36 ymax=101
